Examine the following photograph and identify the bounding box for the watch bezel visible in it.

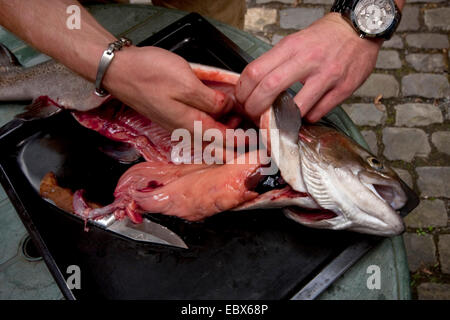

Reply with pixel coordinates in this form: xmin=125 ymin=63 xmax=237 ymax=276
xmin=349 ymin=0 xmax=401 ymax=40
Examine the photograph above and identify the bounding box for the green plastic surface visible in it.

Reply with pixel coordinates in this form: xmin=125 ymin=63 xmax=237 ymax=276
xmin=0 ymin=4 xmax=410 ymax=299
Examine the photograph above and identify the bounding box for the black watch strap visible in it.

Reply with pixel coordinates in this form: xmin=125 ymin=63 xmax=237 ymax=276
xmin=331 ymin=0 xmax=354 ymax=13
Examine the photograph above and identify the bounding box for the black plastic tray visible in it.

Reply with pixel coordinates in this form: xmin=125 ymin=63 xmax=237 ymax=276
xmin=0 ymin=13 xmax=371 ymax=300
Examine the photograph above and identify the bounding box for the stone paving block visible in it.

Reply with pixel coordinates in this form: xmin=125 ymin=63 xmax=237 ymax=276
xmin=303 ymin=0 xmax=334 ymax=3
xmin=395 ymin=103 xmax=443 ymax=127
xmin=354 ymin=74 xmax=399 ymax=98
xmin=403 ymin=233 xmax=436 ymax=272
xmin=0 ymin=200 xmax=27 ymax=265
xmin=404 ymin=200 xmax=448 ymax=229
xmin=424 ymin=8 xmax=450 ymax=31
xmin=417 ymin=283 xmax=450 ymax=300
xmin=392 ymin=168 xmax=413 ymax=189
xmin=438 ymin=235 xmax=450 ymax=274
xmin=416 ymin=167 xmax=450 ymax=198
xmin=280 ymin=8 xmax=324 ymax=30
xmin=342 ymin=103 xmax=386 ymax=126
xmin=397 ymin=6 xmax=420 ymax=31
xmin=406 ymin=0 xmax=445 ymax=2
xmin=271 ymin=34 xmax=284 ymax=45
xmin=402 ymin=74 xmax=450 ymax=98
xmin=0 ymin=256 xmax=63 ymax=299
xmin=406 ymin=53 xmax=445 ymax=72
xmin=406 ymin=33 xmax=449 ymax=49
xmin=382 ymin=128 xmax=430 ymax=161
xmin=431 ymin=131 xmax=450 ymax=156
xmin=256 ymin=0 xmax=295 ymax=3
xmin=375 ymin=50 xmax=402 ymax=69
xmin=382 ymin=35 xmax=403 ymax=49
xmin=361 ymin=130 xmax=378 ymax=155
xmin=244 ymin=8 xmax=277 ymax=32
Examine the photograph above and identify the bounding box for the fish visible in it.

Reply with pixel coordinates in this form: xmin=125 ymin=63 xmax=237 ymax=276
xmin=0 ymin=44 xmax=418 ymax=236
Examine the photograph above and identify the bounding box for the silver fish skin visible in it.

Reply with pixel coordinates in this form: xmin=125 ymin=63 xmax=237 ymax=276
xmin=0 ymin=44 xmax=107 ymax=111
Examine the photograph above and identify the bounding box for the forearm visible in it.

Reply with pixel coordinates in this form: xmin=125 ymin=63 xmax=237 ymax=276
xmin=0 ymin=0 xmax=116 ymax=81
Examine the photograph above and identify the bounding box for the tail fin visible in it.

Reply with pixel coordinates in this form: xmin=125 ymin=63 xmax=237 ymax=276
xmin=0 ymin=43 xmax=22 ymax=71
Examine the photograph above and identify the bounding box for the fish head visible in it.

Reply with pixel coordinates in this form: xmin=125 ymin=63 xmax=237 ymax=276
xmin=285 ymin=124 xmax=415 ymax=236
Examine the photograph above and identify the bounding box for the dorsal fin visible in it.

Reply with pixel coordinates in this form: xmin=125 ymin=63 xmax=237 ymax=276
xmin=0 ymin=43 xmax=22 ymax=71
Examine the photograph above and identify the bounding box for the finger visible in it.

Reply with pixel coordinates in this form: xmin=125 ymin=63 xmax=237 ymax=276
xmin=302 ymin=85 xmax=350 ymax=123
xmin=177 ymin=74 xmax=234 ymax=116
xmin=243 ymin=57 xmax=313 ymax=118
xmin=158 ymin=99 xmax=249 ymax=150
xmin=293 ymin=73 xmax=336 ymax=118
xmin=235 ymin=40 xmax=295 ymax=105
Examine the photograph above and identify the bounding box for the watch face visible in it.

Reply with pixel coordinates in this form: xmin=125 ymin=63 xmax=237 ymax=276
xmin=353 ymin=0 xmax=396 ymax=35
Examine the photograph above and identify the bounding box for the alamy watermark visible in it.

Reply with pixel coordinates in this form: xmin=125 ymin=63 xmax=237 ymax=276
xmin=170 ymin=121 xmax=279 ymax=175
xmin=66 ymin=265 xmax=81 ymax=289
xmin=366 ymin=265 xmax=381 ymax=290
xmin=66 ymin=5 xmax=81 ymax=30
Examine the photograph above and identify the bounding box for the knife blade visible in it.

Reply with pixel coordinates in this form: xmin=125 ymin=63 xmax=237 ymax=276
xmin=273 ymin=91 xmax=302 ymax=146
xmin=270 ymin=91 xmax=305 ymax=191
xmin=90 ymin=215 xmax=188 ymax=249
xmin=290 ymin=239 xmax=375 ymax=300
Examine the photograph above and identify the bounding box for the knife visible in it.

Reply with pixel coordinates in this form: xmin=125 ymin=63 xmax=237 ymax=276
xmin=290 ymin=239 xmax=375 ymax=300
xmin=89 ymin=214 xmax=188 ymax=249
xmin=271 ymin=91 xmax=304 ymax=190
xmin=272 ymin=90 xmax=302 ymax=146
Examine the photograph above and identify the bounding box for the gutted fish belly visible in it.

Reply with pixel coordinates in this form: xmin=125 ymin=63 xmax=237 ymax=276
xmin=0 ymin=41 xmax=416 ymax=236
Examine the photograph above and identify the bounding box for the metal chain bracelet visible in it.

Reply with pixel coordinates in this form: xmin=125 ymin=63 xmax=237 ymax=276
xmin=94 ymin=37 xmax=132 ymax=96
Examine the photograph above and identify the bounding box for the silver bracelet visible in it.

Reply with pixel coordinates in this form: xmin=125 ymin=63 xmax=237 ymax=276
xmin=94 ymin=37 xmax=132 ymax=96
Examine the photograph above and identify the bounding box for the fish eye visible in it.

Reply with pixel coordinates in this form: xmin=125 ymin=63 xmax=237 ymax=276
xmin=367 ymin=156 xmax=383 ymax=170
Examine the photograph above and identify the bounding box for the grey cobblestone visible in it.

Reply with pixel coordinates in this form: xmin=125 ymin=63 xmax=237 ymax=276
xmin=244 ymin=8 xmax=277 ymax=32
xmin=416 ymin=167 xmax=450 ymax=198
xmin=280 ymin=8 xmax=324 ymax=30
xmin=392 ymin=168 xmax=413 ymax=188
xmin=406 ymin=33 xmax=449 ymax=49
xmin=418 ymin=283 xmax=450 ymax=300
xmin=406 ymin=0 xmax=445 ymax=2
xmin=342 ymin=103 xmax=386 ymax=126
xmin=402 ymin=74 xmax=450 ymax=98
xmin=271 ymin=34 xmax=284 ymax=45
xmin=361 ymin=130 xmax=378 ymax=155
xmin=382 ymin=35 xmax=403 ymax=49
xmin=438 ymin=235 xmax=450 ymax=274
xmin=354 ymin=74 xmax=399 ymax=98
xmin=406 ymin=54 xmax=445 ymax=73
xmin=375 ymin=50 xmax=402 ymax=69
xmin=403 ymin=233 xmax=437 ymax=272
xmin=395 ymin=103 xmax=443 ymax=127
xmin=382 ymin=127 xmax=431 ymax=161
xmin=303 ymin=0 xmax=334 ymax=3
xmin=404 ymin=200 xmax=448 ymax=228
xmin=431 ymin=131 xmax=450 ymax=155
xmin=256 ymin=0 xmax=295 ymax=3
xmin=397 ymin=6 xmax=420 ymax=31
xmin=424 ymin=8 xmax=450 ymax=31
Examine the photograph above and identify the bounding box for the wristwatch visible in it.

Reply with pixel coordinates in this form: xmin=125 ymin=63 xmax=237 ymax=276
xmin=331 ymin=0 xmax=402 ymax=40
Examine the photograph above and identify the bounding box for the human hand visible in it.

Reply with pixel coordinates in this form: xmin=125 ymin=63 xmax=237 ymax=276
xmin=103 ymin=46 xmax=234 ymax=134
xmin=236 ymin=13 xmax=382 ymax=122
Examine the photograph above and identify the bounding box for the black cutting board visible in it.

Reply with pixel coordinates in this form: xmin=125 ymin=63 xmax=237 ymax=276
xmin=0 ymin=13 xmax=365 ymax=300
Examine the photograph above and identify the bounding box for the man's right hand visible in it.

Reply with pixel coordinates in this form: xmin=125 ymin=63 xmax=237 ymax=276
xmin=103 ymin=46 xmax=234 ymax=135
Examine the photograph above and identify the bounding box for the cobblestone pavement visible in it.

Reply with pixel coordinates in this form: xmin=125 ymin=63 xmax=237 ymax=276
xmin=243 ymin=0 xmax=450 ymax=300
